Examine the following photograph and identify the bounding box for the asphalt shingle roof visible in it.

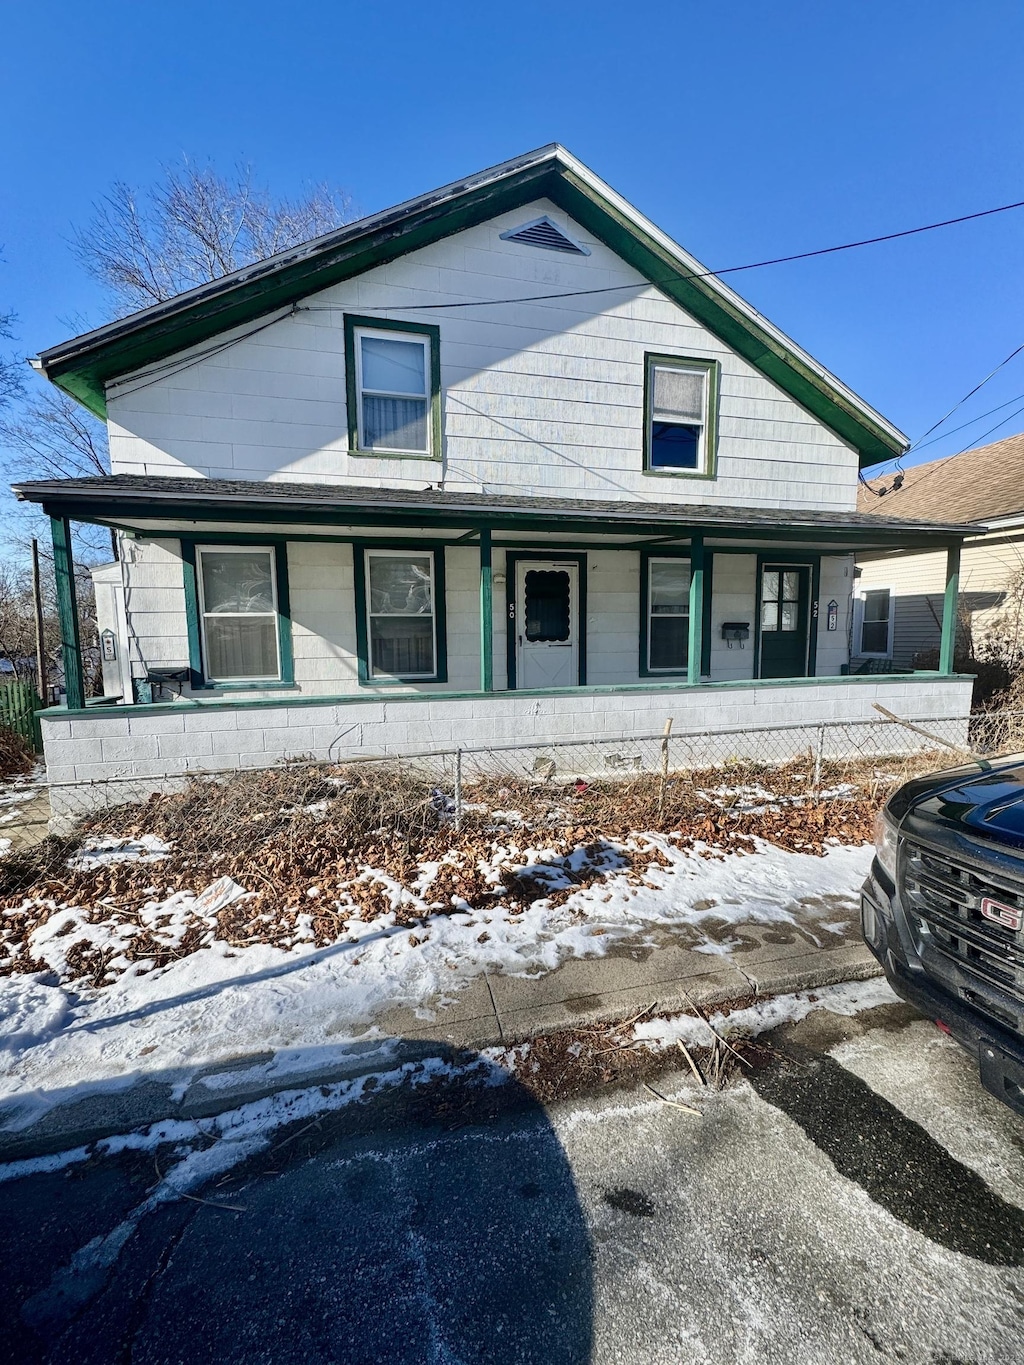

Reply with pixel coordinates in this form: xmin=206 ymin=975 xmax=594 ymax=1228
xmin=13 ymin=473 xmax=974 ymax=540
xmin=857 ymin=431 xmax=1024 ymax=524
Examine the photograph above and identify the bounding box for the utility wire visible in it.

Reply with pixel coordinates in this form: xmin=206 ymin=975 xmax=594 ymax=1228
xmin=304 ymin=196 xmax=1024 ymax=314
xmin=99 ymin=195 xmax=1024 ymax=417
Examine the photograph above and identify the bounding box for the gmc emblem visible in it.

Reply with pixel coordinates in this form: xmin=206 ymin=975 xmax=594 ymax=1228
xmin=979 ymin=897 xmax=1024 ymax=933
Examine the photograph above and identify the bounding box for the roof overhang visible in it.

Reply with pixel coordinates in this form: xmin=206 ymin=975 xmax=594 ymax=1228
xmin=33 ymin=145 xmax=907 ymax=467
xmin=14 ymin=475 xmax=974 ymax=552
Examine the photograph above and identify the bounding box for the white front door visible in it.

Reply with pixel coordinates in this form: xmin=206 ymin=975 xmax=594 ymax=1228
xmin=514 ymin=560 xmax=580 ymax=689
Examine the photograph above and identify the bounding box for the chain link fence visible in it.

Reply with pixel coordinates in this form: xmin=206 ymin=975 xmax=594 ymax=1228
xmin=39 ymin=705 xmax=1024 ymax=834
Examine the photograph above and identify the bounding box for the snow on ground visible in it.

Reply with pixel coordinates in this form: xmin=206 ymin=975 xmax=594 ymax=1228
xmin=67 ymin=834 xmax=172 ymax=871
xmin=0 ymin=837 xmax=873 ymax=1132
xmin=0 ymin=764 xmax=45 ymax=840
xmin=633 ymin=977 xmax=900 ymax=1050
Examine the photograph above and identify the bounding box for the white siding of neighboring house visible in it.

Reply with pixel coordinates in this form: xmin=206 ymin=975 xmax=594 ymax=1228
xmin=104 ymin=198 xmax=862 ymax=513
xmin=856 ymin=533 xmax=1024 ymax=668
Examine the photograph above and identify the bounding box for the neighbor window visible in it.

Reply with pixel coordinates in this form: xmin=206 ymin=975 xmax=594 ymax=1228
xmin=365 ymin=549 xmax=439 ymax=679
xmin=858 ymin=588 xmax=892 ymax=656
xmin=645 ymin=558 xmax=691 ymax=672
xmin=345 ymin=316 xmax=440 ymax=458
xmin=644 ymin=356 xmax=718 ymax=475
xmin=197 ymin=547 xmax=281 ymax=682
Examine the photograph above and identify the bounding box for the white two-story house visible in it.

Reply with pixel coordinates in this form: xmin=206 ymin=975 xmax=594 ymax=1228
xmin=16 ymin=145 xmax=973 ymax=803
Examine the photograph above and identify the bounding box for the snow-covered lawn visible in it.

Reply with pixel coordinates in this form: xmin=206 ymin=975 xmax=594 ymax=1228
xmin=0 ymin=834 xmax=874 ymax=1132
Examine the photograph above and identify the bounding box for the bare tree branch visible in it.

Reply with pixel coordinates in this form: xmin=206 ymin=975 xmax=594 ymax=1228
xmin=71 ymin=160 xmax=353 ymax=316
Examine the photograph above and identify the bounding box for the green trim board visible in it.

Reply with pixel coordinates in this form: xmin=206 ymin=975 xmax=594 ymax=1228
xmin=752 ymin=552 xmax=821 ymax=680
xmin=36 ymin=146 xmax=905 ymax=464
xmin=505 ymin=551 xmax=587 ymax=690
xmin=642 ymin=354 xmax=720 ymax=479
xmin=687 ymin=536 xmax=705 ymax=686
xmin=181 ymin=538 xmax=294 ymax=689
xmin=940 ymin=542 xmax=961 ymax=674
xmin=352 ymin=542 xmax=448 ymax=685
xmin=479 ymin=528 xmax=493 ymax=691
xmin=342 ymin=314 xmax=442 ymax=460
xmin=49 ymin=514 xmax=85 ymax=710
xmin=41 ymin=670 xmax=971 ymax=724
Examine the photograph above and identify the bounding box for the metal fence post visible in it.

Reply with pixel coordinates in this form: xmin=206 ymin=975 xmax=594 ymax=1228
xmin=455 ymin=747 xmax=463 ymax=831
xmin=812 ymin=723 xmax=825 ymax=793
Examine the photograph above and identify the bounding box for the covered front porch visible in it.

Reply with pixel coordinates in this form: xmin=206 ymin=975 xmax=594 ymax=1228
xmin=19 ymin=475 xmax=972 ymax=708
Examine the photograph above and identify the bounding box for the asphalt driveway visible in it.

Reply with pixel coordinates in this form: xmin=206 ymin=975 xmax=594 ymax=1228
xmin=2 ymin=1002 xmax=1023 ymax=1365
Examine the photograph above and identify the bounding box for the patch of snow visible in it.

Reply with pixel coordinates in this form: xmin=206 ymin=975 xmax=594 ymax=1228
xmin=68 ymin=834 xmax=172 ymax=871
xmin=634 ymin=977 xmax=901 ymax=1050
xmin=0 ymin=978 xmax=71 ymax=1051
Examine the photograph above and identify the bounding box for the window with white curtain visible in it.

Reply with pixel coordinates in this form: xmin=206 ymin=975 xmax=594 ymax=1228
xmin=197 ymin=547 xmax=281 ymax=682
xmin=645 ymin=356 xmax=717 ymax=474
xmin=365 ymin=549 xmax=438 ymax=678
xmin=356 ymin=328 xmax=431 ymax=454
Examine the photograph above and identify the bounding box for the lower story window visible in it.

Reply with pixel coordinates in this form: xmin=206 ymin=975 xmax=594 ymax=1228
xmin=197 ymin=546 xmax=281 ymax=682
xmin=646 ymin=558 xmax=690 ymax=671
xmin=365 ymin=549 xmax=439 ymax=679
xmin=858 ymin=588 xmax=892 ymax=656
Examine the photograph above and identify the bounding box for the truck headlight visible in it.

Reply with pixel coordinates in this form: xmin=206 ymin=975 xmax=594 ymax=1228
xmin=873 ymin=807 xmax=899 ymax=881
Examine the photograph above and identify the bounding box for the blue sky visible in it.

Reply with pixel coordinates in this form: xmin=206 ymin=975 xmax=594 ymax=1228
xmin=2 ymin=0 xmax=1023 ymax=475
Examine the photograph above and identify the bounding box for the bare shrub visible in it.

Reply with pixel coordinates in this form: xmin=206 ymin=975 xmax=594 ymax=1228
xmin=0 ymin=725 xmax=34 ymax=781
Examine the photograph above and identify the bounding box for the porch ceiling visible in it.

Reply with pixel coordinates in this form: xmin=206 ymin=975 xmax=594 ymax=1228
xmin=14 ymin=473 xmax=977 ymax=551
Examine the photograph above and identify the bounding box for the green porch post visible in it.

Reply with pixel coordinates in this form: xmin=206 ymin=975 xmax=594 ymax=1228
xmin=939 ymin=540 xmax=961 ymax=675
xmin=50 ymin=514 xmax=85 ymax=710
xmin=479 ymin=527 xmax=493 ymax=691
xmin=687 ymin=533 xmax=705 ymax=686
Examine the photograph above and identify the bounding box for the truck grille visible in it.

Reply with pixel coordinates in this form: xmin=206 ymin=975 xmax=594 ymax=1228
xmin=900 ymin=841 xmax=1024 ymax=1015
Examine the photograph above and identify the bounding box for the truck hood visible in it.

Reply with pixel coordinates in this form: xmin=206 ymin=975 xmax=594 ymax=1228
xmin=897 ymin=755 xmax=1024 ymax=850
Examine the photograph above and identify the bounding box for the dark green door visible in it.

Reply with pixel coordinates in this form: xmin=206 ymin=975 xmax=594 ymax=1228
xmin=759 ymin=565 xmax=810 ymax=679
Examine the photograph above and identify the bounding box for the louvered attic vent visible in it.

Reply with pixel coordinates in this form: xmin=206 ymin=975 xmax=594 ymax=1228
xmin=499 ymin=215 xmax=590 ymax=256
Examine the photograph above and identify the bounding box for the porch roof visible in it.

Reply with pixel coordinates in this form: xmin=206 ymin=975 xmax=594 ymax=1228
xmin=14 ymin=473 xmax=977 ymax=550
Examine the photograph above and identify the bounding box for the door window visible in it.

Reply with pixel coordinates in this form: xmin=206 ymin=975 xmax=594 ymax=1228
xmin=524 ymin=570 xmax=571 ymax=642
xmin=761 ymin=569 xmax=802 ymax=632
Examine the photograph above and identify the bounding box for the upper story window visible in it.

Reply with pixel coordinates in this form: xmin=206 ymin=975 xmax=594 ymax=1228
xmin=197 ymin=546 xmax=282 ymax=682
xmin=344 ymin=315 xmax=441 ymax=459
xmin=644 ymin=354 xmax=719 ymax=478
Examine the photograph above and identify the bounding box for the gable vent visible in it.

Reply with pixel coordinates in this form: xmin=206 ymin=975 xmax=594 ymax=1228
xmin=499 ymin=215 xmax=590 ymax=256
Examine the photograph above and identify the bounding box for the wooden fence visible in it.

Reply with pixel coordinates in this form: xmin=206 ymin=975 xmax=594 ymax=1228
xmin=0 ymin=679 xmax=43 ymax=752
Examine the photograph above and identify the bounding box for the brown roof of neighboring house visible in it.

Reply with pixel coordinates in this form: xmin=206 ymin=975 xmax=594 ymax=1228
xmin=858 ymin=430 xmax=1024 ymax=524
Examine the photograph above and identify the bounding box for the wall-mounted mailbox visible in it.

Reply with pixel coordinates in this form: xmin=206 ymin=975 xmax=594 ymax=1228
xmin=721 ymin=621 xmax=750 ymax=648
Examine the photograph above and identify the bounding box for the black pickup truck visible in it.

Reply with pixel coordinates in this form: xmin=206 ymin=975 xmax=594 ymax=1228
xmin=862 ymin=754 xmax=1024 ymax=1116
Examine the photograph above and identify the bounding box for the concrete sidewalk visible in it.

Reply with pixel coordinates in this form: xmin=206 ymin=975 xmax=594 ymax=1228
xmin=377 ymin=915 xmax=880 ymax=1047
xmin=0 ymin=916 xmax=880 ymax=1162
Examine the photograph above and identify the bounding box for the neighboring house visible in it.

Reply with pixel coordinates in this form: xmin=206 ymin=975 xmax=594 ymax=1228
xmin=855 ymin=433 xmax=1024 ymax=669
xmin=13 ymin=145 xmax=974 ymax=800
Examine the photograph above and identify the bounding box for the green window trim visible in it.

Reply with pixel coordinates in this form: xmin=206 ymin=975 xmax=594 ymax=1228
xmin=642 ymin=353 xmax=720 ymax=480
xmin=752 ymin=552 xmax=821 ymax=680
xmin=353 ymin=542 xmax=448 ymax=686
xmin=182 ymin=539 xmax=294 ymax=690
xmin=343 ymin=313 xmax=442 ymax=461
